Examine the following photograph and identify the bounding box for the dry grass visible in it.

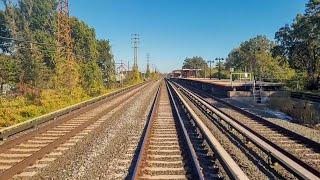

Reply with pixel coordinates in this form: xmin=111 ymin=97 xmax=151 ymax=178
xmin=268 ymin=96 xmax=320 ymax=129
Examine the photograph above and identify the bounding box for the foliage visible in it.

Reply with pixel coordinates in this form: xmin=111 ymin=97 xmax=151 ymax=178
xmin=273 ymin=0 xmax=320 ymax=89
xmin=268 ymin=96 xmax=320 ymax=126
xmin=96 ymin=39 xmax=115 ymax=84
xmin=80 ymin=61 xmax=103 ymax=96
xmin=0 ymin=0 xmax=142 ymax=128
xmin=0 ymin=87 xmax=89 ymax=127
xmin=150 ymin=71 xmax=161 ymax=80
xmin=182 ymin=56 xmax=208 ymax=77
xmin=71 ymin=17 xmax=98 ymax=63
xmin=125 ymin=69 xmax=142 ymax=85
xmin=0 ymin=54 xmax=19 ymax=90
xmin=182 ymin=56 xmax=208 ymax=69
xmin=226 ymin=35 xmax=295 ymax=81
xmin=1 ymin=0 xmax=57 ymax=89
xmin=0 ymin=11 xmax=12 ymax=53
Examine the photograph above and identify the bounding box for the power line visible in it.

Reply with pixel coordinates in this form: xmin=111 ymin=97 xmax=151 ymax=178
xmin=0 ymin=36 xmax=62 ymax=47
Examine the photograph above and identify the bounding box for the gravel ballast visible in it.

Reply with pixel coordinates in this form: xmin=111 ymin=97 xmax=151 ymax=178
xmin=34 ymin=81 xmax=159 ymax=179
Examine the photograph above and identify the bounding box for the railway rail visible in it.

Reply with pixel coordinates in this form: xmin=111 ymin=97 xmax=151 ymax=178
xmin=290 ymin=91 xmax=320 ymax=103
xmin=131 ymin=81 xmax=248 ymax=179
xmin=0 ymin=82 xmax=150 ymax=179
xmin=171 ymin=80 xmax=320 ymax=179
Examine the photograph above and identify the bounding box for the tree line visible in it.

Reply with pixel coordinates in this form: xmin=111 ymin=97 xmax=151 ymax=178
xmin=0 ymin=0 xmax=116 ymax=97
xmin=182 ymin=0 xmax=319 ymax=91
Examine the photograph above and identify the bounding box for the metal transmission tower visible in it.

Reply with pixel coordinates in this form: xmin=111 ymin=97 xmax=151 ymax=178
xmin=56 ymin=0 xmax=77 ymax=88
xmin=146 ymin=53 xmax=151 ymax=78
xmin=57 ymin=0 xmax=73 ymax=63
xmin=131 ymin=33 xmax=140 ymax=70
xmin=146 ymin=53 xmax=150 ymax=71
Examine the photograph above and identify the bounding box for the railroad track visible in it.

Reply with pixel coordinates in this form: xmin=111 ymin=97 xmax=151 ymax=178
xmin=290 ymin=91 xmax=320 ymax=103
xmin=131 ymin=81 xmax=248 ymax=179
xmin=0 ymin=82 xmax=149 ymax=179
xmin=171 ymin=80 xmax=320 ymax=179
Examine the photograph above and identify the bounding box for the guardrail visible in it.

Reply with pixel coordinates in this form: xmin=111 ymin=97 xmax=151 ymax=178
xmin=0 ymin=82 xmax=148 ymax=140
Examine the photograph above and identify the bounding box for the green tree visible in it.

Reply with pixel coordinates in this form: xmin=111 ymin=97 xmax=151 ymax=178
xmin=70 ymin=17 xmax=104 ymax=92
xmin=1 ymin=0 xmax=56 ymax=90
xmin=274 ymin=0 xmax=320 ymax=89
xmin=80 ymin=61 xmax=103 ymax=96
xmin=182 ymin=56 xmax=207 ymax=69
xmin=71 ymin=17 xmax=98 ymax=62
xmin=182 ymin=56 xmax=208 ymax=77
xmin=97 ymin=39 xmax=115 ymax=84
xmin=226 ymin=35 xmax=294 ymax=81
xmin=0 ymin=11 xmax=12 ymax=53
xmin=0 ymin=55 xmax=19 ymax=92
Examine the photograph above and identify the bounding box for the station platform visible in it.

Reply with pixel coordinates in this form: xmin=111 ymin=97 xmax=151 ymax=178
xmin=171 ymin=78 xmax=284 ymax=98
xmin=184 ymin=78 xmax=283 ymax=89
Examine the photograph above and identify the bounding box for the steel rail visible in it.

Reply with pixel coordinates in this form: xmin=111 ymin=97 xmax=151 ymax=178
xmin=172 ymin=81 xmax=320 ymax=180
xmin=166 ymin=80 xmax=204 ymax=180
xmin=132 ymin=81 xmax=205 ymax=179
xmin=131 ymin=85 xmax=161 ymax=179
xmin=168 ymin=81 xmax=249 ymax=180
xmin=0 ymin=82 xmax=150 ymax=179
xmin=175 ymin=79 xmax=320 ymax=152
xmin=0 ymin=81 xmax=148 ymax=140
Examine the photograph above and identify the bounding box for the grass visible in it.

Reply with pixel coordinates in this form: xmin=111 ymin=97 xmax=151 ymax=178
xmin=0 ymin=81 xmax=143 ymax=128
xmin=268 ymin=96 xmax=320 ymax=130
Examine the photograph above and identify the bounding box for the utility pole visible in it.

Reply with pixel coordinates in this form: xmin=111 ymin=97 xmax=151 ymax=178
xmin=215 ymin=58 xmax=224 ymax=80
xmin=131 ymin=33 xmax=140 ymax=70
xmin=207 ymin=60 xmax=214 ymax=79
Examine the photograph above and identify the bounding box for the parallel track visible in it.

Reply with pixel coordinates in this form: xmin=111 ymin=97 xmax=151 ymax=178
xmin=132 ymin=81 xmax=248 ymax=179
xmin=0 ymin=83 xmax=149 ymax=179
xmin=172 ymin=80 xmax=320 ymax=179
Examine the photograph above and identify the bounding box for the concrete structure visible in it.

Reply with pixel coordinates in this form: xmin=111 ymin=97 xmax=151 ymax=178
xmin=171 ymin=70 xmax=182 ymax=78
xmin=172 ymin=78 xmax=285 ymax=99
xmin=170 ymin=69 xmax=202 ymax=78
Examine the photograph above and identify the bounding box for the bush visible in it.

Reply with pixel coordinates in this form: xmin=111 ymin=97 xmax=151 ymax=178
xmin=268 ymin=96 xmax=320 ymax=126
xmin=286 ymin=72 xmax=308 ymax=91
xmin=0 ymin=78 xmax=140 ymax=128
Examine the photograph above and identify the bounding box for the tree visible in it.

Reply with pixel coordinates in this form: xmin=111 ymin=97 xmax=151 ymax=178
xmin=226 ymin=36 xmax=273 ymax=73
xmin=0 ymin=0 xmax=118 ymax=97
xmin=97 ymin=40 xmax=115 ymax=84
xmin=274 ymin=0 xmax=320 ymax=89
xmin=0 ymin=55 xmax=19 ymax=93
xmin=80 ymin=61 xmax=103 ymax=96
xmin=0 ymin=11 xmax=12 ymax=53
xmin=182 ymin=56 xmax=207 ymax=69
xmin=1 ymin=0 xmax=57 ymax=90
xmin=70 ymin=17 xmax=104 ymax=92
xmin=71 ymin=17 xmax=98 ymax=63
xmin=182 ymin=56 xmax=208 ymax=77
xmin=226 ymin=35 xmax=294 ymax=81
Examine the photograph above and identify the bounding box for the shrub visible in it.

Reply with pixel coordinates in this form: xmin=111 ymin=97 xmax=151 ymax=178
xmin=268 ymin=96 xmax=320 ymax=126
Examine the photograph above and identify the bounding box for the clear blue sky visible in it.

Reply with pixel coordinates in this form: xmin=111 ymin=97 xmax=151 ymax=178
xmin=70 ymin=0 xmax=307 ymax=73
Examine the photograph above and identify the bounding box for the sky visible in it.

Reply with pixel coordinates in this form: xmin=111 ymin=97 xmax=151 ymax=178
xmin=69 ymin=0 xmax=308 ymax=73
